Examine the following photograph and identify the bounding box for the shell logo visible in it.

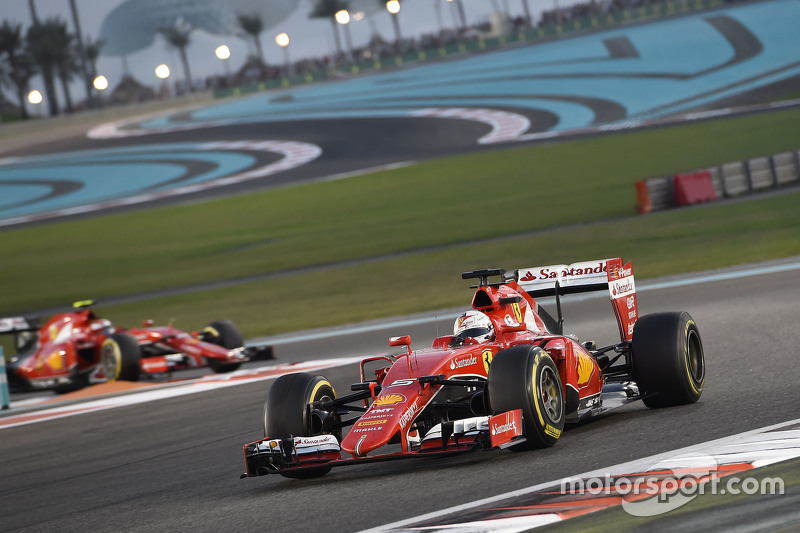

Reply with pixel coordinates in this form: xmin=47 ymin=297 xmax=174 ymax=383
xmin=373 ymin=393 xmax=406 ymax=406
xmin=577 ymin=352 xmax=595 ymax=386
xmin=47 ymin=351 xmax=64 ymax=370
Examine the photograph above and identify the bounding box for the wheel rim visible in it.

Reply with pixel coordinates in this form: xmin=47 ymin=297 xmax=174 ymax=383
xmin=309 ymin=392 xmax=336 ymax=436
xmin=101 ymin=341 xmax=120 ymax=381
xmin=539 ymin=367 xmax=563 ymax=422
xmin=686 ymin=329 xmax=704 ymax=384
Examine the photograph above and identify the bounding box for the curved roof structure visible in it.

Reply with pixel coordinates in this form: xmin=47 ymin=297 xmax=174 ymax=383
xmin=99 ymin=0 xmax=300 ymax=56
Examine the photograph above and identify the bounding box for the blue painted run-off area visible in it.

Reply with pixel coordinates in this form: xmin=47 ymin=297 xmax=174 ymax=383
xmin=0 ymin=145 xmax=255 ymax=219
xmin=153 ymin=0 xmax=800 ymax=129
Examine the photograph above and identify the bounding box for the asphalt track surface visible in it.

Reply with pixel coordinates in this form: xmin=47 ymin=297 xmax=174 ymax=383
xmin=2 ymin=0 xmax=800 ymax=227
xmin=1 ymin=261 xmax=799 ymax=532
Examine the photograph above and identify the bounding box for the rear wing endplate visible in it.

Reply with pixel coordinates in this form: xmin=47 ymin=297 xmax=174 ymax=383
xmin=507 ymin=258 xmax=638 ymax=342
xmin=0 ymin=316 xmax=40 ymax=335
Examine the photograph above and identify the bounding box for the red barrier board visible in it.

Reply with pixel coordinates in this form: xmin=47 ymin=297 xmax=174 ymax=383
xmin=673 ymin=170 xmax=717 ymax=205
xmin=635 ymin=180 xmax=651 ymax=214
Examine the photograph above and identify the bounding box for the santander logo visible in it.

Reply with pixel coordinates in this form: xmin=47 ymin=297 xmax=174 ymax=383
xmin=450 ymin=355 xmax=477 ymax=370
xmin=491 ymin=419 xmax=517 ymax=436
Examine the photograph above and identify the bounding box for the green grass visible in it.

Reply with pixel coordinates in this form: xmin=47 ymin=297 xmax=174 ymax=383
xmin=1 ymin=107 xmax=799 ymax=338
xmin=93 ymin=191 xmax=800 ymax=338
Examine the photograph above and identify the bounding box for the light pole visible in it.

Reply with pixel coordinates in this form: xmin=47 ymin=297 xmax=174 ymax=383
xmin=386 ymin=0 xmax=402 ymax=43
xmin=155 ymin=64 xmax=171 ymax=80
xmin=275 ymin=33 xmax=292 ymax=78
xmin=92 ymin=75 xmax=108 ymax=106
xmin=446 ymin=0 xmax=467 ymax=30
xmin=92 ymin=75 xmax=108 ymax=90
xmin=68 ymin=0 xmax=95 ymax=109
xmin=335 ymin=9 xmax=354 ymax=61
xmin=215 ymin=44 xmax=232 ymax=85
xmin=27 ymin=89 xmax=43 ymax=116
xmin=155 ymin=64 xmax=171 ymax=97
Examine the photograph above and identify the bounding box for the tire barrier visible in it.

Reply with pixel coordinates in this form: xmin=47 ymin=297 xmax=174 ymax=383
xmin=636 ymin=149 xmax=800 ymax=214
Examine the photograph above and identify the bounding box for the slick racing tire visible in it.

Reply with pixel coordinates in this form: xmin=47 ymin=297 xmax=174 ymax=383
xmin=101 ymin=333 xmax=141 ymax=382
xmin=487 ymin=345 xmax=565 ymax=450
xmin=631 ymin=311 xmax=705 ymax=408
xmin=202 ymin=320 xmax=244 ymax=373
xmin=263 ymin=373 xmax=340 ymax=479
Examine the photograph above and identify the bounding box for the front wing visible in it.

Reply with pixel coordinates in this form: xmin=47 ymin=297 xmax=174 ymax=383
xmin=242 ymin=410 xmax=523 ymax=478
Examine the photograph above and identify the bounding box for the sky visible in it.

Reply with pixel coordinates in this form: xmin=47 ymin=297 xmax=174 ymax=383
xmin=0 ymin=0 xmax=571 ymax=112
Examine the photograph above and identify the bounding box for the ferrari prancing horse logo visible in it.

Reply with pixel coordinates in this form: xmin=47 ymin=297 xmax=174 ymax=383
xmin=511 ymin=302 xmax=523 ymax=323
xmin=482 ymin=349 xmax=494 ymax=373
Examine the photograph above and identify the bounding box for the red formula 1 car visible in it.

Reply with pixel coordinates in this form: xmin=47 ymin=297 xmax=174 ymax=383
xmin=242 ymin=258 xmax=705 ymax=479
xmin=2 ymin=301 xmax=273 ymax=393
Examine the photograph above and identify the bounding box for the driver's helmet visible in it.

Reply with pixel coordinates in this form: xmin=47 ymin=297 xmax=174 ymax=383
xmin=452 ymin=310 xmax=494 ymax=344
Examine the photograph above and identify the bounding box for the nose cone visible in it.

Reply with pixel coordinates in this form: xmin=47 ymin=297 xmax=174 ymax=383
xmin=340 ymin=392 xmax=411 ymax=457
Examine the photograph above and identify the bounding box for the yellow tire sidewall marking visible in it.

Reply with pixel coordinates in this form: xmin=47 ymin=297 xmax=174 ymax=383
xmin=102 ymin=338 xmax=121 ymax=381
xmin=684 ymin=320 xmax=703 ymax=395
xmin=533 ymin=352 xmax=545 ymax=427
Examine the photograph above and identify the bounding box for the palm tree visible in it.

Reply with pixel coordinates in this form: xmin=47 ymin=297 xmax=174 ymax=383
xmin=520 ymin=0 xmax=533 ymax=27
xmin=0 ymin=21 xmax=36 ymax=119
xmin=452 ymin=0 xmax=467 ymax=29
xmin=160 ymin=19 xmax=194 ymax=92
xmin=52 ymin=24 xmax=80 ymax=113
xmin=84 ymin=37 xmax=104 ymax=79
xmin=237 ymin=14 xmax=265 ymax=64
xmin=0 ymin=59 xmax=9 ymax=118
xmin=26 ymin=17 xmax=73 ymax=116
xmin=309 ymin=0 xmax=350 ymax=58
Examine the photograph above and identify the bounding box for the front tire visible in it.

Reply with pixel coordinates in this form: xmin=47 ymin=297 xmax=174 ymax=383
xmin=487 ymin=345 xmax=565 ymax=450
xmin=631 ymin=311 xmax=705 ymax=408
xmin=263 ymin=372 xmax=340 ymax=479
xmin=101 ymin=333 xmax=141 ymax=382
xmin=202 ymin=320 xmax=244 ymax=373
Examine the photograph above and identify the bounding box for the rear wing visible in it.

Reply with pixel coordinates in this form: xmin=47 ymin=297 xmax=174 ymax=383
xmin=507 ymin=258 xmax=638 ymax=342
xmin=0 ymin=316 xmax=40 ymax=335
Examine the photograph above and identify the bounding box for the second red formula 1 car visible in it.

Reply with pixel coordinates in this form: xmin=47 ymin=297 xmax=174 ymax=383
xmin=242 ymin=257 xmax=705 ymax=479
xmin=2 ymin=301 xmax=273 ymax=392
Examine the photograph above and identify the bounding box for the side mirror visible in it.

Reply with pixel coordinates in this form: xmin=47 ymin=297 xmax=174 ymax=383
xmin=142 ymin=319 xmax=154 ymax=327
xmin=389 ymin=335 xmax=411 ymax=347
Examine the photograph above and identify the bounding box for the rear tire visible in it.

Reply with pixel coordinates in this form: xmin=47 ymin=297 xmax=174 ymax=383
xmin=263 ymin=372 xmax=340 ymax=479
xmin=487 ymin=345 xmax=565 ymax=450
xmin=101 ymin=333 xmax=141 ymax=382
xmin=202 ymin=320 xmax=244 ymax=373
xmin=631 ymin=311 xmax=705 ymax=408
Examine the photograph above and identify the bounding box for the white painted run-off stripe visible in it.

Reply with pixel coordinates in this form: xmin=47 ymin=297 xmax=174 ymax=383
xmin=359 ymin=417 xmax=800 ymax=533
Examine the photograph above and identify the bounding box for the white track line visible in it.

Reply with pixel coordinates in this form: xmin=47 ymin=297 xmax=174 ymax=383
xmin=0 ymin=357 xmax=361 ymax=429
